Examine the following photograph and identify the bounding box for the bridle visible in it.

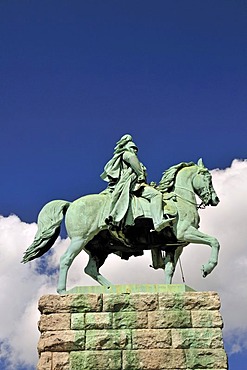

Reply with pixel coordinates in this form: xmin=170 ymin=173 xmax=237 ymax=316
xmin=174 ymin=186 xmax=206 ymax=209
xmin=174 ymin=167 xmax=213 ymax=209
xmin=193 ymin=170 xmax=214 ymax=207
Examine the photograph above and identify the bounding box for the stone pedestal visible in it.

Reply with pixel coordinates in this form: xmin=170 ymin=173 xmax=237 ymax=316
xmin=37 ymin=285 xmax=228 ymax=369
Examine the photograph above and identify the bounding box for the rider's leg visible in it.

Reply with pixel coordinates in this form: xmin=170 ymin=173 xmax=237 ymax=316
xmin=141 ymin=186 xmax=170 ymax=231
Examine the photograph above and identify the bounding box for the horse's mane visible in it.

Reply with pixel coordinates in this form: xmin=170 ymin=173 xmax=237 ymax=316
xmin=157 ymin=161 xmax=195 ymax=193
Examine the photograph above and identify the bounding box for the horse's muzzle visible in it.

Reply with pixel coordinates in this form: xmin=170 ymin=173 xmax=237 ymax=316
xmin=210 ymin=194 xmax=220 ymax=206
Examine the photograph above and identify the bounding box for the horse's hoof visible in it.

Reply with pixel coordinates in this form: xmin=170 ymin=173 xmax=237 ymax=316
xmin=57 ymin=289 xmax=66 ymax=295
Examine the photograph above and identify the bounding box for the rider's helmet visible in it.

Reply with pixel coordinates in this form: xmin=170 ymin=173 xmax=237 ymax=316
xmin=114 ymin=134 xmax=138 ymax=154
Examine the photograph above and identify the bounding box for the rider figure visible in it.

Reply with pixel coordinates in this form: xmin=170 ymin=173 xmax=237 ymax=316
xmin=101 ymin=134 xmax=169 ymax=232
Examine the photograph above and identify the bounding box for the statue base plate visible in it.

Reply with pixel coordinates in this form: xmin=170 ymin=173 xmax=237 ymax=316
xmin=67 ymin=283 xmax=195 ymax=294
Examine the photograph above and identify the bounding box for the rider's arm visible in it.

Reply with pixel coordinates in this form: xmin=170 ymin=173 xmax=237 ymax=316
xmin=123 ymin=152 xmax=146 ymax=181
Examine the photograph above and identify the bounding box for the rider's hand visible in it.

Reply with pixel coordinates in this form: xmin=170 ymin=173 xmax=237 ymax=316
xmin=137 ymin=175 xmax=146 ymax=183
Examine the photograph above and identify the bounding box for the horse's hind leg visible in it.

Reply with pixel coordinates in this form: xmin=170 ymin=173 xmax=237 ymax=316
xmin=163 ymin=250 xmax=175 ymax=284
xmin=57 ymin=236 xmax=86 ymax=294
xmin=150 ymin=248 xmax=176 ymax=284
xmin=84 ymin=253 xmax=113 ymax=287
xmin=151 ymin=248 xmax=165 ymax=269
xmin=151 ymin=247 xmax=183 ymax=284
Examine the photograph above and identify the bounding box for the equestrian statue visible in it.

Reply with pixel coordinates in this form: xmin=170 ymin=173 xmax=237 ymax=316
xmin=22 ymin=134 xmax=220 ymax=294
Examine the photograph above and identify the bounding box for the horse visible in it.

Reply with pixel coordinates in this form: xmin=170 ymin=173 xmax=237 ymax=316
xmin=22 ymin=159 xmax=220 ymax=294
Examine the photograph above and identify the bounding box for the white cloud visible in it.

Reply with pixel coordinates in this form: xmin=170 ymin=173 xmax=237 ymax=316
xmin=0 ymin=215 xmax=57 ymax=369
xmin=0 ymin=158 xmax=247 ymax=368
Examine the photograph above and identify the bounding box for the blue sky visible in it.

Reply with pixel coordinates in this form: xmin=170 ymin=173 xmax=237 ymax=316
xmin=0 ymin=1 xmax=247 ymax=369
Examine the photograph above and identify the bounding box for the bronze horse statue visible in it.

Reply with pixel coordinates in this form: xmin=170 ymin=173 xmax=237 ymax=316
xmin=22 ymin=159 xmax=220 ymax=294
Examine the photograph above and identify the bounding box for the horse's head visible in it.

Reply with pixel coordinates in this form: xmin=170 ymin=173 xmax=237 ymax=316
xmin=192 ymin=159 xmax=220 ymax=207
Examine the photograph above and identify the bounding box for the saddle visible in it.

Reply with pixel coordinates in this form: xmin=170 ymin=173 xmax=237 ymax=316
xmin=108 ymin=192 xmax=178 ymax=247
xmin=125 ymin=191 xmax=177 ymax=227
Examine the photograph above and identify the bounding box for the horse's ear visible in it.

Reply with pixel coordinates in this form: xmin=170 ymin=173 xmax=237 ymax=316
xmin=197 ymin=158 xmax=205 ymax=168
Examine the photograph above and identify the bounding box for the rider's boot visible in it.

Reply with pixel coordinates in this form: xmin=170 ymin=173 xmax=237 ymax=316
xmin=152 ymin=216 xmax=175 ymax=233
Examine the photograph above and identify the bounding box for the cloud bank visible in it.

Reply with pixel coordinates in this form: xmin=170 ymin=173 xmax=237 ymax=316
xmin=0 ymin=159 xmax=247 ymax=368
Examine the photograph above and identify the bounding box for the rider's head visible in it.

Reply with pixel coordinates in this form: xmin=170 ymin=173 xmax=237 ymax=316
xmin=114 ymin=134 xmax=138 ymax=154
xmin=126 ymin=141 xmax=138 ymax=153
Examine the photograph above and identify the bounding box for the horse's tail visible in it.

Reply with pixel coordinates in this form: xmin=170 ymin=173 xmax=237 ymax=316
xmin=21 ymin=200 xmax=71 ymax=263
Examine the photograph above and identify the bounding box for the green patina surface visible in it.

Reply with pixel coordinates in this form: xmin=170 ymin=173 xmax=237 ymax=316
xmin=185 ymin=348 xmax=228 ymax=368
xmin=70 ymin=350 xmax=122 ymax=370
xmin=85 ymin=312 xmax=113 ymax=329
xmin=149 ymin=309 xmax=192 ymax=328
xmin=67 ymin=283 xmax=195 ymax=294
xmin=23 ymin=134 xmax=220 ymax=295
xmin=70 ymin=292 xmax=102 ymax=312
xmin=71 ymin=313 xmax=85 ymax=330
xmin=113 ymin=311 xmax=147 ymax=329
xmin=73 ymin=330 xmax=86 ymax=350
xmin=173 ymin=328 xmax=223 ymax=349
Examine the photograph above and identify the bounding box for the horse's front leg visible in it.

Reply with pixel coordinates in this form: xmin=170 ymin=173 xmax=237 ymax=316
xmin=180 ymin=226 xmax=220 ymax=278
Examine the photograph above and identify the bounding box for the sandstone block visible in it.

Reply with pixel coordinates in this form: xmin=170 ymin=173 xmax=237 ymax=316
xmin=71 ymin=294 xmax=103 ymax=312
xmin=123 ymin=349 xmax=186 ymax=369
xmin=172 ymin=328 xmax=224 ymax=349
xmin=52 ymin=352 xmax=70 ymax=370
xmin=37 ymin=352 xmax=52 ymax=370
xmin=71 ymin=313 xmax=85 ymax=329
xmin=159 ymin=292 xmax=220 ymax=311
xmin=39 ymin=294 xmax=102 ymax=314
xmin=148 ymin=310 xmax=191 ymax=328
xmin=85 ymin=312 xmax=112 ymax=329
xmin=185 ymin=348 xmax=228 ymax=368
xmin=39 ymin=295 xmax=73 ymax=313
xmin=183 ymin=292 xmax=221 ymax=310
xmin=103 ymin=292 xmax=158 ymax=312
xmin=191 ymin=310 xmax=223 ymax=328
xmin=86 ymin=329 xmax=131 ymax=350
xmin=38 ymin=313 xmax=71 ymax=332
xmin=113 ymin=311 xmax=148 ymax=329
xmin=158 ymin=293 xmax=185 ymax=310
xmin=70 ymin=350 xmax=122 ymax=369
xmin=132 ymin=329 xmax=172 ymax=349
xmin=38 ymin=330 xmax=85 ymax=353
